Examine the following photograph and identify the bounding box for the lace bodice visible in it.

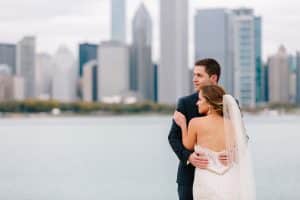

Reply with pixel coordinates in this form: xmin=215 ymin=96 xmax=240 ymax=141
xmin=194 ymin=145 xmax=231 ymax=175
xmin=193 ymin=145 xmax=239 ymax=200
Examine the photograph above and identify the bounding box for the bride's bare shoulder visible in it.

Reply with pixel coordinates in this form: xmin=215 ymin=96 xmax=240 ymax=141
xmin=189 ymin=116 xmax=209 ymax=127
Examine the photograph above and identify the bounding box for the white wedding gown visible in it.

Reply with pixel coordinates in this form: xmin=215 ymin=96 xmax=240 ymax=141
xmin=192 ymin=95 xmax=255 ymax=200
xmin=193 ymin=145 xmax=239 ymax=200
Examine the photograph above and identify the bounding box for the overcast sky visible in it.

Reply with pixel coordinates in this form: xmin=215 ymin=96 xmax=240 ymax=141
xmin=0 ymin=0 xmax=299 ymax=64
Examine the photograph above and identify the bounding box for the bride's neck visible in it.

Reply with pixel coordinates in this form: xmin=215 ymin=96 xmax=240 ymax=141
xmin=207 ymin=111 xmax=221 ymax=118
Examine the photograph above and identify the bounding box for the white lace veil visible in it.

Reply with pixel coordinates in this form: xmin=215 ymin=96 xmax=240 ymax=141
xmin=223 ymin=94 xmax=256 ymax=200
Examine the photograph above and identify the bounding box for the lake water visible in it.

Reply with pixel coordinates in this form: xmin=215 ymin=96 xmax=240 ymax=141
xmin=0 ymin=115 xmax=299 ymax=199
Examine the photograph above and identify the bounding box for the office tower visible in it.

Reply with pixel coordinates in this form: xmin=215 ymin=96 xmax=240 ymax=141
xmin=17 ymin=36 xmax=36 ymax=98
xmin=296 ymin=52 xmax=300 ymax=104
xmin=111 ymin=0 xmax=126 ymax=42
xmin=232 ymin=8 xmax=256 ymax=108
xmin=79 ymin=43 xmax=98 ymax=77
xmin=254 ymin=16 xmax=263 ymax=103
xmin=159 ymin=0 xmax=189 ymax=104
xmin=98 ymin=41 xmax=129 ymax=101
xmin=130 ymin=3 xmax=154 ymax=101
xmin=0 ymin=43 xmax=16 ymax=74
xmin=52 ymin=46 xmax=77 ymax=102
xmin=194 ymin=8 xmax=234 ymax=95
xmin=268 ymin=46 xmax=290 ymax=103
xmin=82 ymin=60 xmax=98 ymax=102
xmin=36 ymin=53 xmax=53 ymax=99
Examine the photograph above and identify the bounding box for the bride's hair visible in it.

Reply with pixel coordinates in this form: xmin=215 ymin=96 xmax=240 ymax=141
xmin=200 ymin=85 xmax=226 ymax=116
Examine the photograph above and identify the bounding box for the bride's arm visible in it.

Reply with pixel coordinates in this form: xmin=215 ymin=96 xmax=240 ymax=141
xmin=183 ymin=120 xmax=197 ymax=150
xmin=173 ymin=111 xmax=197 ymax=151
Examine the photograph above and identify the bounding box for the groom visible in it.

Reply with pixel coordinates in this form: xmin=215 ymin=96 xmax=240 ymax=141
xmin=168 ymin=58 xmax=228 ymax=200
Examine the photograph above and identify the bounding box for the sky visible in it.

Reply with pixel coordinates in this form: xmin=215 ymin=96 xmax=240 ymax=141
xmin=0 ymin=0 xmax=299 ymax=64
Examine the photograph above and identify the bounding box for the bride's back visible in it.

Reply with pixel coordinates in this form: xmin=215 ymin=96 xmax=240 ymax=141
xmin=193 ymin=115 xmax=227 ymax=152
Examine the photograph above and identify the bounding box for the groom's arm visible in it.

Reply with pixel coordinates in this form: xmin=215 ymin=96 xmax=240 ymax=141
xmin=168 ymin=98 xmax=193 ymax=164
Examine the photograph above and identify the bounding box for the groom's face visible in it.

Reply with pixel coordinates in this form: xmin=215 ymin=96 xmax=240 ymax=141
xmin=193 ymin=65 xmax=214 ymax=92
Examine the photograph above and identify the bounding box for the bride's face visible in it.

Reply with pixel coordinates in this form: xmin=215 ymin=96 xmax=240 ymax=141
xmin=196 ymin=91 xmax=209 ymax=114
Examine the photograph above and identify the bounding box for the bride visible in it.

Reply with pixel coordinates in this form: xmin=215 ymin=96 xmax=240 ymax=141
xmin=173 ymin=85 xmax=255 ymax=200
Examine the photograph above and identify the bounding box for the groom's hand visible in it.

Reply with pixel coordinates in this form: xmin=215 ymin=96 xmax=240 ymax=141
xmin=188 ymin=152 xmax=209 ymax=169
xmin=219 ymin=152 xmax=230 ymax=166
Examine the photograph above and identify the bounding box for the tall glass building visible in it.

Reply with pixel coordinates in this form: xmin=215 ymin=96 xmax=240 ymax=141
xmin=159 ymin=0 xmax=189 ymax=104
xmin=194 ymin=9 xmax=234 ymax=95
xmin=97 ymin=41 xmax=129 ymax=101
xmin=111 ymin=0 xmax=126 ymax=43
xmin=261 ymin=63 xmax=269 ymax=102
xmin=254 ymin=16 xmax=263 ymax=103
xmin=17 ymin=36 xmax=36 ymax=99
xmin=130 ymin=3 xmax=154 ymax=101
xmin=268 ymin=46 xmax=289 ymax=103
xmin=0 ymin=43 xmax=16 ymax=75
xmin=232 ymin=9 xmax=256 ymax=108
xmin=79 ymin=43 xmax=98 ymax=77
xmin=296 ymin=52 xmax=300 ymax=105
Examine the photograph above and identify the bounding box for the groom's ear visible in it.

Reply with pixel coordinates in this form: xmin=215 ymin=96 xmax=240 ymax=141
xmin=210 ymin=74 xmax=218 ymax=83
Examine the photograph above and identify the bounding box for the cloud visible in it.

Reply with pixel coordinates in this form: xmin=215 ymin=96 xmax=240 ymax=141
xmin=0 ymin=0 xmax=106 ymax=21
xmin=0 ymin=0 xmax=109 ymax=49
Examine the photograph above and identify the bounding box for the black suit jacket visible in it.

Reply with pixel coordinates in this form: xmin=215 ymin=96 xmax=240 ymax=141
xmin=168 ymin=92 xmax=204 ymax=186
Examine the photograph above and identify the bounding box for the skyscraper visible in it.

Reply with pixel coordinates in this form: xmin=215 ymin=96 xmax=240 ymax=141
xmin=153 ymin=63 xmax=158 ymax=103
xmin=82 ymin=60 xmax=98 ymax=102
xmin=268 ymin=46 xmax=290 ymax=103
xmin=0 ymin=65 xmax=13 ymax=101
xmin=194 ymin=8 xmax=234 ymax=95
xmin=79 ymin=43 xmax=98 ymax=77
xmin=0 ymin=43 xmax=16 ymax=74
xmin=0 ymin=64 xmax=24 ymax=101
xmin=111 ymin=0 xmax=126 ymax=43
xmin=98 ymin=41 xmax=129 ymax=101
xmin=52 ymin=46 xmax=77 ymax=102
xmin=159 ymin=0 xmax=189 ymax=104
xmin=232 ymin=8 xmax=256 ymax=108
xmin=288 ymin=55 xmax=297 ymax=103
xmin=254 ymin=16 xmax=263 ymax=103
xmin=261 ymin=63 xmax=269 ymax=103
xmin=296 ymin=52 xmax=300 ymax=105
xmin=17 ymin=36 xmax=36 ymax=99
xmin=36 ymin=53 xmax=53 ymax=99
xmin=130 ymin=3 xmax=154 ymax=101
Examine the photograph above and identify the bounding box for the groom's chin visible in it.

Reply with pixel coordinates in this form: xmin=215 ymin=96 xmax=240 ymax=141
xmin=194 ymin=86 xmax=200 ymax=92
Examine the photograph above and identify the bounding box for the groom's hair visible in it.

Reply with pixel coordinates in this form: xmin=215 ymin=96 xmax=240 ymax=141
xmin=195 ymin=58 xmax=221 ymax=82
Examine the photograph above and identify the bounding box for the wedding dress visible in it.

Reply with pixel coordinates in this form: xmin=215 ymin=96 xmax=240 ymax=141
xmin=193 ymin=95 xmax=256 ymax=200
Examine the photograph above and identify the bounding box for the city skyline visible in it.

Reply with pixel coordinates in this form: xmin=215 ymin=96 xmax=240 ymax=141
xmin=1 ymin=0 xmax=299 ymax=64
xmin=0 ymin=0 xmax=300 ymax=106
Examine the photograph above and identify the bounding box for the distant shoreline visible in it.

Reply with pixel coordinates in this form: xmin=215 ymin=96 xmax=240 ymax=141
xmin=0 ymin=100 xmax=174 ymax=117
xmin=0 ymin=110 xmax=172 ymax=118
xmin=0 ymin=100 xmax=300 ymax=118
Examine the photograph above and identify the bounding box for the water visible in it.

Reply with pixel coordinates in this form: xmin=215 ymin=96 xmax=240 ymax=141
xmin=0 ymin=115 xmax=299 ymax=199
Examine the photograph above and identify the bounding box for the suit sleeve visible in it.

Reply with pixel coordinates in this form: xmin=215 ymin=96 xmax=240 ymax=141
xmin=168 ymin=98 xmax=193 ymax=164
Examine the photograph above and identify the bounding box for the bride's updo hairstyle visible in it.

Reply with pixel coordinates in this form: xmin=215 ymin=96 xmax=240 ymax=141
xmin=200 ymin=85 xmax=226 ymax=116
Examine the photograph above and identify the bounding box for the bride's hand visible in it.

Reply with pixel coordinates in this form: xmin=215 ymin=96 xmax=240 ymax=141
xmin=173 ymin=111 xmax=187 ymax=128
